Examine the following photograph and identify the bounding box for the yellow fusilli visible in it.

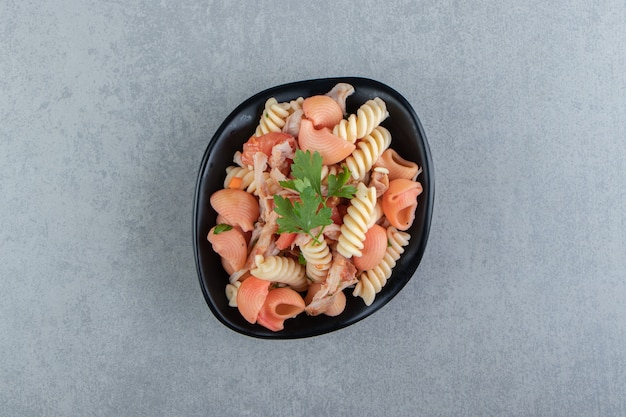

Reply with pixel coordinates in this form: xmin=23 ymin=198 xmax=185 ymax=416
xmin=344 ymin=126 xmax=392 ymax=180
xmin=254 ymin=98 xmax=292 ymax=136
xmin=336 ymin=183 xmax=378 ymax=258
xmin=251 ymin=254 xmax=308 ymax=291
xmin=332 ymin=97 xmax=388 ymax=143
xmin=224 ymin=165 xmax=269 ymax=194
xmin=300 ymin=237 xmax=332 ymax=283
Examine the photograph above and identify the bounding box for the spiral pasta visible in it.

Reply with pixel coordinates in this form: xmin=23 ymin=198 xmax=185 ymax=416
xmin=254 ymin=98 xmax=292 ymax=137
xmin=320 ymin=164 xmax=340 ymax=185
xmin=225 ymin=280 xmax=241 ymax=307
xmin=251 ymin=254 xmax=308 ymax=291
xmin=300 ymin=237 xmax=332 ymax=283
xmin=352 ymin=226 xmax=410 ymax=306
xmin=224 ymin=165 xmax=270 ymax=194
xmin=336 ymin=183 xmax=378 ymax=258
xmin=344 ymin=126 xmax=392 ymax=180
xmin=332 ymin=97 xmax=389 ymax=143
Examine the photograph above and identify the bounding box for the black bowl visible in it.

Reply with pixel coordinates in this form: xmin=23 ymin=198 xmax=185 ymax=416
xmin=193 ymin=77 xmax=434 ymax=339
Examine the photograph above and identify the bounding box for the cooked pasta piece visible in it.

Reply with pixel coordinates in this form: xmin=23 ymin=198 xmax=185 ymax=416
xmin=302 ymin=95 xmax=344 ymax=129
xmin=352 ymin=224 xmax=387 ymax=271
xmin=225 ymin=280 xmax=241 ymax=307
xmin=382 ymin=178 xmax=423 ymax=231
xmin=298 ymin=118 xmax=356 ymax=165
xmin=207 ymin=225 xmax=248 ymax=275
xmin=344 ymin=126 xmax=392 ymax=180
xmin=336 ymin=183 xmax=378 ymax=258
xmin=373 ymin=148 xmax=421 ymax=181
xmin=353 ymin=226 xmax=410 ymax=306
xmin=332 ymin=97 xmax=389 ymax=143
xmin=250 ymin=254 xmax=308 ymax=291
xmin=210 ymin=188 xmax=260 ymax=232
xmin=254 ymin=98 xmax=292 ymax=136
xmin=288 ymin=96 xmax=304 ymax=112
xmin=224 ymin=165 xmax=268 ymax=194
xmin=320 ymin=164 xmax=340 ymax=185
xmin=256 ymin=287 xmax=306 ymax=331
xmin=236 ymin=276 xmax=271 ymax=324
xmin=299 ymin=236 xmax=332 ymax=283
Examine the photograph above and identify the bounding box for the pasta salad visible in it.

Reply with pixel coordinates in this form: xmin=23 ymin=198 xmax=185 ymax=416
xmin=207 ymin=83 xmax=423 ymax=332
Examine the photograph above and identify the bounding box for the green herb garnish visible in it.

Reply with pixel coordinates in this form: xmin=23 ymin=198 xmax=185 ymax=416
xmin=213 ymin=223 xmax=233 ymax=234
xmin=273 ymin=150 xmax=357 ymax=244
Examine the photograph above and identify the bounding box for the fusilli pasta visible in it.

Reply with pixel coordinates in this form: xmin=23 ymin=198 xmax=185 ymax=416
xmin=254 ymin=98 xmax=292 ymax=137
xmin=344 ymin=125 xmax=392 ymax=180
xmin=352 ymin=226 xmax=410 ymax=306
xmin=224 ymin=165 xmax=269 ymax=194
xmin=332 ymin=97 xmax=389 ymax=143
xmin=336 ymin=183 xmax=378 ymax=258
xmin=251 ymin=254 xmax=308 ymax=291
xmin=300 ymin=237 xmax=332 ymax=283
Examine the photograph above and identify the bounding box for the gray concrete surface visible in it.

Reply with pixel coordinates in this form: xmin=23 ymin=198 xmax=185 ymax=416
xmin=2 ymin=1 xmax=625 ymax=416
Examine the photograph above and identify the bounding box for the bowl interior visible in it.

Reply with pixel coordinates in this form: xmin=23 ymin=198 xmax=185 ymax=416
xmin=193 ymin=77 xmax=434 ymax=339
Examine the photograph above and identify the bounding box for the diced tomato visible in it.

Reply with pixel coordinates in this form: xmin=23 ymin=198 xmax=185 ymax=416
xmin=275 ymin=232 xmax=297 ymax=250
xmin=241 ymin=132 xmax=294 ymax=166
xmin=331 ymin=206 xmax=344 ymax=225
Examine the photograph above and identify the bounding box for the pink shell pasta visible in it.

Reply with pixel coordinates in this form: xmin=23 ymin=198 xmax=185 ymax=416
xmin=207 ymin=226 xmax=248 ymax=275
xmin=381 ymin=179 xmax=423 ymax=231
xmin=297 ymin=118 xmax=356 ymax=165
xmin=210 ymin=188 xmax=260 ymax=232
xmin=352 ymin=226 xmax=410 ymax=306
xmin=236 ymin=276 xmax=271 ymax=324
xmin=353 ymin=224 xmax=387 ymax=271
xmin=256 ymin=287 xmax=306 ymax=331
xmin=374 ymin=148 xmax=420 ymax=181
xmin=302 ymin=95 xmax=343 ymax=129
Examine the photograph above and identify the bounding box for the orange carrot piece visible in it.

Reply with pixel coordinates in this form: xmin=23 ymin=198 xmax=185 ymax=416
xmin=228 ymin=176 xmax=243 ymax=189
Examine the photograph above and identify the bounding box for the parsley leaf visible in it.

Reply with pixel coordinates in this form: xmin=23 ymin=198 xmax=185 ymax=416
xmin=213 ymin=223 xmax=233 ymax=234
xmin=327 ymin=164 xmax=357 ymax=200
xmin=290 ymin=150 xmax=323 ymax=196
xmin=273 ymin=189 xmax=331 ymax=243
xmin=273 ymin=150 xmax=355 ymax=245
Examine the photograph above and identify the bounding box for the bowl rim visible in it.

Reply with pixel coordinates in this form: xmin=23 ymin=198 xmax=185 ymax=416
xmin=193 ymin=76 xmax=435 ymax=339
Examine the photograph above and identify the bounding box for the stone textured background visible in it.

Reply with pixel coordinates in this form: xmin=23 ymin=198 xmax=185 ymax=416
xmin=2 ymin=1 xmax=625 ymax=416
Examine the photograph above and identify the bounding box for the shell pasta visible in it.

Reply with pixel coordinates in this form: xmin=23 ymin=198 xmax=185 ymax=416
xmin=207 ymin=83 xmax=423 ymax=332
